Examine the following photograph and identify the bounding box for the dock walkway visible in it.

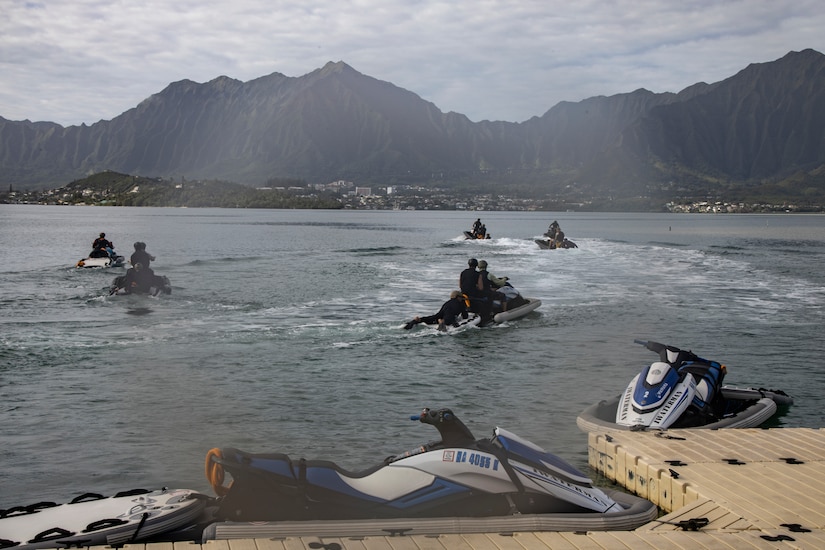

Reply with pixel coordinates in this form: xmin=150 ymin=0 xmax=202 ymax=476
xmin=121 ymin=428 xmax=825 ymax=550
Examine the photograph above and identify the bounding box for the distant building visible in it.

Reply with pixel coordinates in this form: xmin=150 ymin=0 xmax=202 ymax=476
xmin=355 ymin=187 xmax=372 ymax=196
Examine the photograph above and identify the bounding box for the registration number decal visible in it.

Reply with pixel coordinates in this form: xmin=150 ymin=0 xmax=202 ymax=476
xmin=444 ymin=450 xmax=500 ymax=470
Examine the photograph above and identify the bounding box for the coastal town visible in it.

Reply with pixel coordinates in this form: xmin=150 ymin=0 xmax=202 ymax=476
xmin=3 ymin=176 xmax=822 ymax=213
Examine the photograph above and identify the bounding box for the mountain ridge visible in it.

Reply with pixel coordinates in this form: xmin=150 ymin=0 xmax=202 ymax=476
xmin=2 ymin=49 xmax=824 ymax=203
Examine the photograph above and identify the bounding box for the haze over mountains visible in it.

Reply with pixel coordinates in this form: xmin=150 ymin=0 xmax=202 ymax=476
xmin=2 ymin=49 xmax=824 ymax=201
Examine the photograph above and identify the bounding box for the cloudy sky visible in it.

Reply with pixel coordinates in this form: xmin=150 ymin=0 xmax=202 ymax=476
xmin=2 ymin=0 xmax=823 ymax=126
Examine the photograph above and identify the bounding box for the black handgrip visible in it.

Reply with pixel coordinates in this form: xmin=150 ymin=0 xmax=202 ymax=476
xmin=29 ymin=527 xmax=75 ymax=543
xmin=70 ymin=493 xmax=105 ymax=504
xmin=84 ymin=518 xmax=129 ymax=533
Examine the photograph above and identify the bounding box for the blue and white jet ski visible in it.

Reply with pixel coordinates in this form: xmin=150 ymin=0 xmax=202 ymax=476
xmin=577 ymin=340 xmax=793 ymax=432
xmin=203 ymin=407 xmax=657 ymax=537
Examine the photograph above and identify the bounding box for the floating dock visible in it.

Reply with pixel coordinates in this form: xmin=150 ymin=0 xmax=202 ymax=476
xmin=117 ymin=428 xmax=824 ymax=550
xmin=586 ymin=426 xmax=825 ymax=548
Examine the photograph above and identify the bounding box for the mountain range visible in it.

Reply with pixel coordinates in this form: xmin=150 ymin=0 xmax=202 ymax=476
xmin=2 ymin=49 xmax=824 ymax=202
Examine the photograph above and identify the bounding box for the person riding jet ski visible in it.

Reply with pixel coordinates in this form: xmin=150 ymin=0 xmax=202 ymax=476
xmin=130 ymin=241 xmax=155 ymax=268
xmin=90 ymin=232 xmax=116 ymax=258
xmin=460 ymin=258 xmax=493 ymax=324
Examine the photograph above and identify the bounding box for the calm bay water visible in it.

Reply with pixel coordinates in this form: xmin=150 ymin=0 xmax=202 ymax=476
xmin=1 ymin=205 xmax=824 ymax=508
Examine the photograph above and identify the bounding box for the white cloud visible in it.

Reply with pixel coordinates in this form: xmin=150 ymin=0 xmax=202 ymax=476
xmin=1 ymin=0 xmax=823 ymax=125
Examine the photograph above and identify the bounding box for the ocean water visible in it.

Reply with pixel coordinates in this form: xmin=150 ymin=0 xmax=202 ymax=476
xmin=1 ymin=205 xmax=824 ymax=508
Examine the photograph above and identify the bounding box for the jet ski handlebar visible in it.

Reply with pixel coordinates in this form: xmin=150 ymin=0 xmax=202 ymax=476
xmin=411 ymin=407 xmax=476 ymax=447
xmin=634 ymin=339 xmax=707 ymax=366
xmin=411 ymin=407 xmax=454 ymax=423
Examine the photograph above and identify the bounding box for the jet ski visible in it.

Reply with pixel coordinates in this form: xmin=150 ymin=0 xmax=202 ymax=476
xmin=0 ymin=488 xmax=209 ymax=550
xmin=202 ymin=407 xmax=657 ymax=537
xmin=463 ymin=230 xmax=489 ymax=240
xmin=577 ymin=340 xmax=793 ymax=432
xmin=76 ymin=254 xmax=126 ymax=268
xmin=535 ymin=237 xmax=577 ymax=250
xmin=537 ymin=221 xmax=576 ymax=249
xmin=406 ymin=292 xmax=540 ymax=333
xmin=110 ymin=272 xmax=172 ymax=296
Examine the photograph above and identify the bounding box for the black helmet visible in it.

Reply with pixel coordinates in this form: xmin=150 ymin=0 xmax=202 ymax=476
xmin=100 ymin=232 xmax=105 ymax=237
xmin=468 ymin=258 xmax=478 ymax=267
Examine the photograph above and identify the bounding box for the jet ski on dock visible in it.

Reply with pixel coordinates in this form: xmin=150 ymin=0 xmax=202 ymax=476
xmin=201 ymin=407 xmax=657 ymax=538
xmin=577 ymin=340 xmax=793 ymax=432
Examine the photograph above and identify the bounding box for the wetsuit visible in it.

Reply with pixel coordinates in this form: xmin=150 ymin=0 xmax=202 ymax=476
xmin=417 ymin=297 xmax=468 ymax=326
xmin=91 ymin=237 xmax=114 ymax=258
xmin=130 ymin=249 xmax=153 ymax=268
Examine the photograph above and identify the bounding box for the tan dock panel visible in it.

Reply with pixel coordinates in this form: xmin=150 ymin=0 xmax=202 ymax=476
xmin=588 ymin=427 xmax=825 ymax=548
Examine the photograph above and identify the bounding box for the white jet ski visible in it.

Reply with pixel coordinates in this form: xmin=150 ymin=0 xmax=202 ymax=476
xmin=0 ymin=488 xmax=208 ymax=550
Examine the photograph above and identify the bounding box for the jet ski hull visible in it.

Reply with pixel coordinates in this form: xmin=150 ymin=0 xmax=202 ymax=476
xmin=463 ymin=231 xmax=487 ymax=239
xmin=76 ymin=255 xmax=125 ymax=268
xmin=493 ymin=297 xmax=541 ymax=323
xmin=202 ymin=488 xmax=657 ymax=539
xmin=535 ymin=238 xmax=577 ymax=250
xmin=111 ymin=274 xmax=172 ymax=296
